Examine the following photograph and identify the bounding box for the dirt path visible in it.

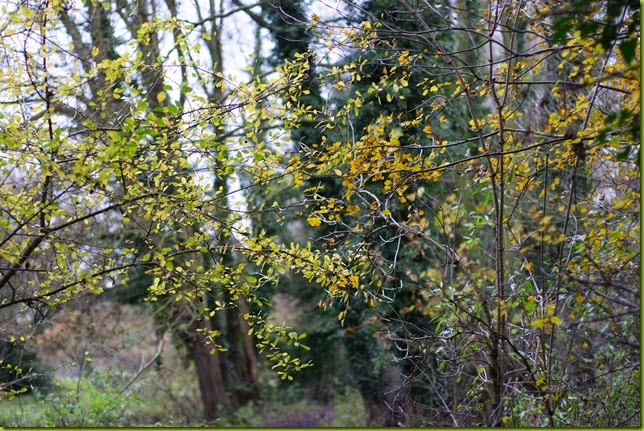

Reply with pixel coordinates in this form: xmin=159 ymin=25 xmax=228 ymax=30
xmin=261 ymin=405 xmax=333 ymax=427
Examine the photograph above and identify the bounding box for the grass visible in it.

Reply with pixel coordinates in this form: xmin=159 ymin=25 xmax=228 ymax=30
xmin=0 ymin=374 xmax=140 ymax=427
xmin=0 ymin=393 xmax=48 ymax=427
xmin=321 ymin=387 xmax=367 ymax=427
xmin=0 ymin=369 xmax=368 ymax=427
xmin=0 ymin=366 xmax=200 ymax=427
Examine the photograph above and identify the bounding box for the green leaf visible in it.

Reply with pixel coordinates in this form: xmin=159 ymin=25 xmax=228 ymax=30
xmin=619 ymin=38 xmax=637 ymax=63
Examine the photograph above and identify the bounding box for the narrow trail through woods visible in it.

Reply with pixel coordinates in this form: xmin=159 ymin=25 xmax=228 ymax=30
xmin=260 ymin=405 xmax=333 ymax=427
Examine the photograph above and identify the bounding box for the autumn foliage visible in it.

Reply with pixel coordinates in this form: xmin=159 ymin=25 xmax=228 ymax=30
xmin=0 ymin=0 xmax=639 ymax=426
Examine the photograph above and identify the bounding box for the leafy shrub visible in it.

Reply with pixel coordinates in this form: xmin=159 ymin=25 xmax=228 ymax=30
xmin=0 ymin=340 xmax=51 ymax=396
xmin=38 ymin=371 xmax=142 ymax=427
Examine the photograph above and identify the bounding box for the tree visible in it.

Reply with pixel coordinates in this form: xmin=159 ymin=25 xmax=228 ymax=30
xmin=290 ymin=0 xmax=639 ymax=426
xmin=0 ymin=0 xmax=638 ymax=426
xmin=0 ymin=0 xmax=316 ymax=420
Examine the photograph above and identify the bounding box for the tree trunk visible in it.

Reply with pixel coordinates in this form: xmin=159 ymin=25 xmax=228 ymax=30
xmin=223 ymin=298 xmax=260 ymax=406
xmin=191 ymin=319 xmax=231 ymax=422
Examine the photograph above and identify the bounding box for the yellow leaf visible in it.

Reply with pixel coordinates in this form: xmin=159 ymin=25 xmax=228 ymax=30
xmin=307 ymin=216 xmax=322 ymax=227
xmin=532 ymin=318 xmax=544 ymax=329
xmin=546 ymin=303 xmax=556 ymax=316
xmin=157 ymin=91 xmax=167 ymax=104
xmin=551 ymin=316 xmax=562 ymax=325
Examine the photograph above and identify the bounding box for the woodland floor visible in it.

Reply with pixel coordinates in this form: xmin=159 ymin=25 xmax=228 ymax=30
xmin=260 ymin=405 xmax=334 ymax=427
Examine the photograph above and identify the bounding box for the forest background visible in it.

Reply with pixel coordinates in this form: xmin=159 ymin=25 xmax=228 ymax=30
xmin=0 ymin=0 xmax=639 ymax=427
